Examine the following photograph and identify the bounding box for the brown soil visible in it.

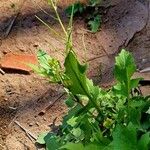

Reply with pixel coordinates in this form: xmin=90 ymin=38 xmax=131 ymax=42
xmin=0 ymin=0 xmax=149 ymax=149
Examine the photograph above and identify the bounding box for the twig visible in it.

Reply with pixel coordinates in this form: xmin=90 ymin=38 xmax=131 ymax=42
xmin=49 ymin=0 xmax=68 ymax=37
xmin=35 ymin=15 xmax=65 ymax=41
xmin=3 ymin=14 xmax=19 ymax=38
xmin=14 ymin=121 xmax=37 ymax=141
xmin=144 ymin=0 xmax=150 ymax=29
xmin=31 ymin=0 xmax=58 ymax=21
xmin=3 ymin=1 xmax=25 ymax=38
xmin=0 ymin=68 xmax=5 ymax=75
xmin=139 ymin=67 xmax=150 ymax=73
xmin=38 ymin=93 xmax=65 ymax=115
xmin=0 ymin=143 xmax=5 ymax=149
xmin=8 ymin=115 xmax=18 ymax=129
xmin=82 ymin=32 xmax=87 ymax=62
xmin=86 ymin=54 xmax=107 ymax=62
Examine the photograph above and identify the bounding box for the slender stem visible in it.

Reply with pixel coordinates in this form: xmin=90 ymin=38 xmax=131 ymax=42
xmin=68 ymin=4 xmax=74 ymax=44
xmin=65 ymin=4 xmax=74 ymax=53
xmin=82 ymin=32 xmax=87 ymax=62
xmin=49 ymin=0 xmax=68 ymax=38
xmin=35 ymin=15 xmax=65 ymax=41
xmin=32 ymin=0 xmax=58 ymax=21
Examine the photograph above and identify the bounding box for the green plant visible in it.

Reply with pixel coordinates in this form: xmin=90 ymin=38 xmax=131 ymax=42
xmin=65 ymin=2 xmax=85 ymax=16
xmin=34 ymin=49 xmax=150 ymax=150
xmin=32 ymin=1 xmax=150 ymax=149
xmin=65 ymin=0 xmax=102 ymax=33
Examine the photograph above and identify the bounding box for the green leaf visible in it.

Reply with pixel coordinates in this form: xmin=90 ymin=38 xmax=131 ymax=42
xmin=129 ymin=99 xmax=146 ymax=109
xmin=114 ymin=49 xmax=136 ymax=81
xmin=46 ymin=135 xmax=61 ymax=150
xmin=130 ymin=78 xmax=142 ymax=89
xmin=37 ymin=50 xmax=52 ymax=70
xmin=31 ymin=50 xmax=67 ymax=83
xmin=146 ymin=107 xmax=150 ymax=114
xmin=36 ymin=132 xmax=49 ymax=144
xmin=72 ymin=128 xmax=82 ymax=138
xmin=110 ymin=123 xmax=137 ymax=150
xmin=62 ymin=104 xmax=82 ymax=130
xmin=113 ymin=83 xmax=127 ymax=97
xmin=65 ymin=97 xmax=75 ymax=108
xmin=28 ymin=50 xmax=52 ymax=76
xmin=64 ymin=51 xmax=89 ymax=95
xmin=127 ymin=107 xmax=141 ymax=127
xmin=36 ymin=132 xmax=61 ymax=150
xmin=65 ymin=3 xmax=85 ymax=16
xmin=67 ymin=117 xmax=78 ymax=127
xmin=86 ymin=79 xmax=101 ymax=100
xmin=114 ymin=49 xmax=138 ymax=97
xmin=84 ymin=142 xmax=105 ymax=150
xmin=59 ymin=142 xmax=84 ymax=150
xmin=89 ymin=0 xmax=101 ymax=6
xmin=88 ymin=15 xmax=101 ymax=33
xmin=59 ymin=142 xmax=106 ymax=150
xmin=138 ymin=132 xmax=150 ymax=150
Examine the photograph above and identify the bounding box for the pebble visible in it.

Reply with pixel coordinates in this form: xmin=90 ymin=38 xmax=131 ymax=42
xmin=35 ymin=122 xmax=39 ymax=126
xmin=43 ymin=117 xmax=46 ymax=121
xmin=28 ymin=122 xmax=33 ymax=127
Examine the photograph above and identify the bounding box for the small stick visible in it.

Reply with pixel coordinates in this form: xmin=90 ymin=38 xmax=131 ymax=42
xmin=0 ymin=68 xmax=5 ymax=75
xmin=139 ymin=67 xmax=150 ymax=73
xmin=14 ymin=121 xmax=37 ymax=141
xmin=8 ymin=115 xmax=18 ymax=129
xmin=3 ymin=14 xmax=19 ymax=38
xmin=39 ymin=93 xmax=65 ymax=115
xmin=0 ymin=143 xmax=5 ymax=149
xmin=3 ymin=0 xmax=25 ymax=38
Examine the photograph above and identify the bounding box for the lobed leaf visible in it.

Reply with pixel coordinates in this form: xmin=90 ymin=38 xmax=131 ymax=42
xmin=64 ymin=51 xmax=89 ymax=95
xmin=88 ymin=15 xmax=101 ymax=33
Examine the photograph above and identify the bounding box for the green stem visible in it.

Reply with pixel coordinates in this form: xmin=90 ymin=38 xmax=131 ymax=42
xmin=126 ymin=71 xmax=130 ymax=107
xmin=65 ymin=4 xmax=74 ymax=53
xmin=35 ymin=15 xmax=65 ymax=41
xmin=49 ymin=0 xmax=68 ymax=38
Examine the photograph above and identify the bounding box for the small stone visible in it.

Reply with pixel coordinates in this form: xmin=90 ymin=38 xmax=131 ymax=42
xmin=33 ymin=44 xmax=38 ymax=48
xmin=4 ymin=98 xmax=8 ymax=101
xmin=43 ymin=117 xmax=46 ymax=121
xmin=142 ymin=58 xmax=147 ymax=63
xmin=2 ymin=50 xmax=8 ymax=54
xmin=29 ymin=122 xmax=33 ymax=127
xmin=35 ymin=122 xmax=39 ymax=126
xmin=6 ymin=88 xmax=11 ymax=93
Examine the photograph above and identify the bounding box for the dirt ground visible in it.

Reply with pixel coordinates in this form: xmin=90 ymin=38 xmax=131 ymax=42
xmin=0 ymin=0 xmax=149 ymax=149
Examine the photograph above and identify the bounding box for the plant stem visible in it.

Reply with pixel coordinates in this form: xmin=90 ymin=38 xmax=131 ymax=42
xmin=35 ymin=15 xmax=65 ymax=41
xmin=49 ymin=0 xmax=68 ymax=38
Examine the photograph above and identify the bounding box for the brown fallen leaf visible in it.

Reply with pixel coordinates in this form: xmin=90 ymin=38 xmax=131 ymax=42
xmin=0 ymin=53 xmax=38 ymax=73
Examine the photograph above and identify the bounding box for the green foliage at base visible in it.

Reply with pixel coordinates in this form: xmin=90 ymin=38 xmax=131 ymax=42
xmin=34 ymin=49 xmax=150 ymax=150
xmin=65 ymin=0 xmax=102 ymax=33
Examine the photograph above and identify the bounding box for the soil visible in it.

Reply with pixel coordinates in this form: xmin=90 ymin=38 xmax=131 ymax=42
xmin=0 ymin=0 xmax=149 ymax=149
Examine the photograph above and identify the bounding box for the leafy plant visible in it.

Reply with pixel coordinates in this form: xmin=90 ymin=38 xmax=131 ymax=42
xmin=65 ymin=2 xmax=85 ymax=16
xmin=65 ymin=0 xmax=102 ymax=33
xmin=35 ymin=49 xmax=150 ymax=150
xmin=32 ymin=1 xmax=150 ymax=149
xmin=88 ymin=14 xmax=101 ymax=32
